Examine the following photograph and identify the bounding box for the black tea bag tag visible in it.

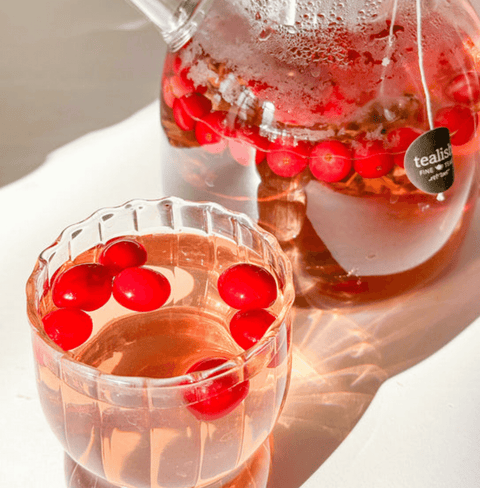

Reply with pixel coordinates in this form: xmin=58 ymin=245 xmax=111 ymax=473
xmin=404 ymin=127 xmax=454 ymax=194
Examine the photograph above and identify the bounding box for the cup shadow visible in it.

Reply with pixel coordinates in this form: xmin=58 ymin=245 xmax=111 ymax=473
xmin=64 ymin=437 xmax=273 ymax=488
xmin=268 ymin=203 xmax=480 ymax=487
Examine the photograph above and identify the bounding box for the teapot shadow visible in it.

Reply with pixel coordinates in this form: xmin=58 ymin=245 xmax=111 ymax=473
xmin=269 ymin=205 xmax=480 ymax=487
xmin=0 ymin=1 xmax=165 ymax=189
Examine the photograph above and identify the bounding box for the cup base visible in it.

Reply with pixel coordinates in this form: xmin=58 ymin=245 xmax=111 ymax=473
xmin=64 ymin=436 xmax=272 ymax=488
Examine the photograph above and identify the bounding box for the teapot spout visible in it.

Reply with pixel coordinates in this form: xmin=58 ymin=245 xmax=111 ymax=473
xmin=127 ymin=0 xmax=213 ymax=50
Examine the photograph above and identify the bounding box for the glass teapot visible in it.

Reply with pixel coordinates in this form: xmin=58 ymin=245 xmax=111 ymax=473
xmin=129 ymin=0 xmax=480 ymax=308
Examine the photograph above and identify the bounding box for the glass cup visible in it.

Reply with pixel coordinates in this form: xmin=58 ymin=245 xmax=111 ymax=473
xmin=26 ymin=197 xmax=295 ymax=488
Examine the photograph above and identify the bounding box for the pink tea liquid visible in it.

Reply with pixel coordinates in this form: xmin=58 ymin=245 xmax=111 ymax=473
xmin=33 ymin=233 xmax=291 ymax=488
xmin=160 ymin=2 xmax=480 ymax=307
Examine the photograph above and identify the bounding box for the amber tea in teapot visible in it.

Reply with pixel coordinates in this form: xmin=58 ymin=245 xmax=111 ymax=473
xmin=154 ymin=0 xmax=480 ymax=308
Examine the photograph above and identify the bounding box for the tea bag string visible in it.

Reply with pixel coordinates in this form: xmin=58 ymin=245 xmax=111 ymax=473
xmin=416 ymin=0 xmax=434 ymax=130
xmin=379 ymin=0 xmax=398 ymax=101
xmin=417 ymin=0 xmax=446 ymax=201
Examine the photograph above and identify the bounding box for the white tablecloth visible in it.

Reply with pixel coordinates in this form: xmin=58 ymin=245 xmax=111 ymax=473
xmin=2 ymin=1 xmax=480 ymax=487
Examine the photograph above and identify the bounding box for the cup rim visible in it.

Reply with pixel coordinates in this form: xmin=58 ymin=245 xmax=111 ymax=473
xmin=26 ymin=196 xmax=295 ymax=390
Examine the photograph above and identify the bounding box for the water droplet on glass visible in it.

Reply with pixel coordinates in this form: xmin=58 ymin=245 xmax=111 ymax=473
xmin=384 ymin=108 xmax=396 ymax=122
xmin=418 ymin=203 xmax=430 ymax=212
xmin=389 ymin=193 xmax=399 ymax=204
xmin=310 ymin=64 xmax=323 ymax=77
xmin=259 ymin=27 xmax=273 ymax=41
xmin=205 ymin=175 xmax=215 ymax=187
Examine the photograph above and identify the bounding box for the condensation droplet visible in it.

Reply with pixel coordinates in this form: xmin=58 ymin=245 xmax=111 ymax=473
xmin=259 ymin=27 xmax=273 ymax=41
xmin=389 ymin=193 xmax=399 ymax=204
xmin=310 ymin=65 xmax=323 ymax=77
xmin=418 ymin=203 xmax=430 ymax=212
xmin=347 ymin=267 xmax=360 ymax=277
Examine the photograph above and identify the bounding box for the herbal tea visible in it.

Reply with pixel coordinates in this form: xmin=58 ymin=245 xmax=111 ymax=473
xmin=27 ymin=198 xmax=294 ymax=488
xmin=160 ymin=0 xmax=480 ymax=306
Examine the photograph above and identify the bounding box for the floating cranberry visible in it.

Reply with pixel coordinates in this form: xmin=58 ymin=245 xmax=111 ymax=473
xmin=254 ymin=150 xmax=266 ymax=165
xmin=266 ymin=140 xmax=310 ymax=177
xmin=229 ymin=309 xmax=276 ymax=350
xmin=112 ymin=267 xmax=171 ymax=312
xmin=52 ymin=263 xmax=112 ymax=311
xmin=169 ymin=71 xmax=195 ymax=99
xmin=172 ymin=53 xmax=183 ymax=75
xmin=218 ymin=263 xmax=277 ymax=310
xmin=185 ymin=357 xmax=250 ymax=420
xmin=386 ymin=127 xmax=422 ymax=168
xmin=173 ymin=93 xmax=212 ymax=132
xmin=353 ymin=139 xmax=394 ymax=178
xmin=445 ymin=72 xmax=480 ymax=105
xmin=99 ymin=238 xmax=148 ymax=275
xmin=434 ymin=105 xmax=478 ymax=146
xmin=309 ymin=140 xmax=353 ymax=182
xmin=42 ymin=308 xmax=93 ymax=351
xmin=168 ymin=42 xmax=191 ymax=74
xmin=195 ymin=111 xmax=230 ymax=154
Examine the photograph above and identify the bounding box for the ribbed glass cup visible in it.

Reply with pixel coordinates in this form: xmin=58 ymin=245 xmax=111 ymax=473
xmin=26 ymin=197 xmax=295 ymax=488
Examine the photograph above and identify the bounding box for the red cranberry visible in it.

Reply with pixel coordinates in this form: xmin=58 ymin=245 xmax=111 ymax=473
xmin=195 ymin=111 xmax=230 ymax=154
xmin=229 ymin=309 xmax=276 ymax=350
xmin=184 ymin=357 xmax=250 ymax=420
xmin=172 ymin=54 xmax=183 ymax=75
xmin=266 ymin=140 xmax=310 ymax=177
xmin=164 ymin=51 xmax=183 ymax=75
xmin=169 ymin=72 xmax=195 ymax=99
xmin=42 ymin=308 xmax=93 ymax=351
xmin=112 ymin=267 xmax=171 ymax=312
xmin=162 ymin=76 xmax=175 ymax=109
xmin=218 ymin=263 xmax=277 ymax=310
xmin=353 ymin=139 xmax=394 ymax=178
xmin=309 ymin=140 xmax=353 ymax=182
xmin=434 ymin=105 xmax=478 ymax=146
xmin=173 ymin=93 xmax=212 ymax=132
xmin=445 ymin=72 xmax=480 ymax=105
xmin=52 ymin=264 xmax=112 ymax=311
xmin=168 ymin=42 xmax=191 ymax=74
xmin=99 ymin=238 xmax=147 ymax=275
xmin=386 ymin=127 xmax=422 ymax=168
xmin=255 ymin=149 xmax=266 ymax=165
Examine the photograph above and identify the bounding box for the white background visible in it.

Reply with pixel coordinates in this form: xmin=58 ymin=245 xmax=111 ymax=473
xmin=1 ymin=1 xmax=480 ymax=487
